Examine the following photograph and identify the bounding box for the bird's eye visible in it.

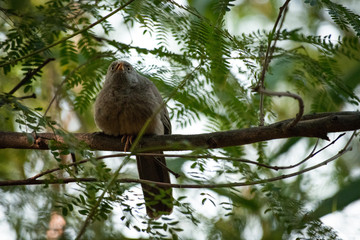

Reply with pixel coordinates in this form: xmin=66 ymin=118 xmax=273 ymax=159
xmin=127 ymin=67 xmax=131 ymax=71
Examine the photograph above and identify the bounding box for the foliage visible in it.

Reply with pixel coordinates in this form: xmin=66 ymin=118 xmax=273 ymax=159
xmin=0 ymin=0 xmax=360 ymax=239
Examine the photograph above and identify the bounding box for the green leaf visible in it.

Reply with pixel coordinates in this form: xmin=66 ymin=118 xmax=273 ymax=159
xmin=62 ymin=207 xmax=68 ymax=216
xmin=78 ymin=209 xmax=88 ymax=215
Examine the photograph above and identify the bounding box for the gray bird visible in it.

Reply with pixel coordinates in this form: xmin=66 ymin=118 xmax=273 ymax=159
xmin=94 ymin=60 xmax=173 ymax=219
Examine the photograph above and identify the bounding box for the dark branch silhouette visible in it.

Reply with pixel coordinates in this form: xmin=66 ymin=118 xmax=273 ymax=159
xmin=0 ymin=112 xmax=359 ymax=152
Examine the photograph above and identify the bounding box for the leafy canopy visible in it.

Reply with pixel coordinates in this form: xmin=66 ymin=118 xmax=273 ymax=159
xmin=0 ymin=0 xmax=360 ymax=239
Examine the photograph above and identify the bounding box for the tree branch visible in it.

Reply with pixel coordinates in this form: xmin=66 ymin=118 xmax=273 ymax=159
xmin=27 ymin=132 xmax=345 ymax=181
xmin=257 ymin=87 xmax=304 ymax=129
xmin=258 ymin=0 xmax=292 ymax=126
xmin=0 ymin=0 xmax=137 ymax=68
xmin=0 ymin=112 xmax=359 ymax=151
xmin=0 ymin=140 xmax=352 ymax=188
xmin=8 ymin=58 xmax=55 ymax=95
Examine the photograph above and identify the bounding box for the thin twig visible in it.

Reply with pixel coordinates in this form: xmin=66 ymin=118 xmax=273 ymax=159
xmin=342 ymin=130 xmax=356 ymax=151
xmin=0 ymin=0 xmax=137 ymax=68
xmin=153 ymin=157 xmax=181 ymax=178
xmin=268 ymin=4 xmax=288 ymax=63
xmin=28 ymin=152 xmax=182 ymax=180
xmin=28 ymin=133 xmax=345 ymax=180
xmin=257 ymin=0 xmax=291 ymax=126
xmin=258 ymin=88 xmax=304 ymax=129
xmin=274 ymin=133 xmax=345 ymax=170
xmin=309 ymin=138 xmax=319 ymax=156
xmin=0 ymin=7 xmax=16 ymax=26
xmin=16 ymin=93 xmax=37 ymax=100
xmin=8 ymin=58 xmax=55 ymax=95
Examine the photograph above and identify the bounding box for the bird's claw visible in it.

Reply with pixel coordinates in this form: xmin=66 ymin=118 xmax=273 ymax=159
xmin=121 ymin=135 xmax=133 ymax=152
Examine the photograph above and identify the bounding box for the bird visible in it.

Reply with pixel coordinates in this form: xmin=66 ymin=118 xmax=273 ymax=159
xmin=94 ymin=60 xmax=173 ymax=219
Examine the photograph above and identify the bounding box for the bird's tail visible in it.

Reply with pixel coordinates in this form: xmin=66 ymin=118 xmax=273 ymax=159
xmin=136 ymin=153 xmax=173 ymax=219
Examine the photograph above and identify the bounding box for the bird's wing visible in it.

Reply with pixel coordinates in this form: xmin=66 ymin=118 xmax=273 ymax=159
xmin=140 ymin=73 xmax=172 ymax=135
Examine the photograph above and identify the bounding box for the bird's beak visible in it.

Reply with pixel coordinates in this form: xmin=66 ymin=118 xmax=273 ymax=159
xmin=116 ymin=62 xmax=124 ymax=71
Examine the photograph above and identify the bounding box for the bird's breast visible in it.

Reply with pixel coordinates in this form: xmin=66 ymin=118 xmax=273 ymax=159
xmin=94 ymin=86 xmax=162 ymax=136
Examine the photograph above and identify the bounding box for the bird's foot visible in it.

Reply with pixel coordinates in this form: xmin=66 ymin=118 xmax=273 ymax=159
xmin=121 ymin=135 xmax=133 ymax=152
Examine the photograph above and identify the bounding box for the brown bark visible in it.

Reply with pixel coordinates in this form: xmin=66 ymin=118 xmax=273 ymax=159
xmin=0 ymin=112 xmax=359 ymax=152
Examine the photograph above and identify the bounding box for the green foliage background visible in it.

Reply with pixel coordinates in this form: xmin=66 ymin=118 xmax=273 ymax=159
xmin=0 ymin=0 xmax=359 ymax=239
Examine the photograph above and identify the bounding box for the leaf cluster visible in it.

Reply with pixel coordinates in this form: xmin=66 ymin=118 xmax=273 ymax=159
xmin=0 ymin=0 xmax=360 ymax=238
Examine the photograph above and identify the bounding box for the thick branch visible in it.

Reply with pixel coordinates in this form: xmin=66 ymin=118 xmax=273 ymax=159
xmin=0 ymin=130 xmax=355 ymax=189
xmin=0 ymin=112 xmax=359 ymax=151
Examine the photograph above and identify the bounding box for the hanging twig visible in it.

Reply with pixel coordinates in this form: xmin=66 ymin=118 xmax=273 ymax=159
xmin=8 ymin=58 xmax=55 ymax=95
xmin=257 ymin=0 xmax=291 ymax=126
xmin=257 ymin=88 xmax=304 ymax=129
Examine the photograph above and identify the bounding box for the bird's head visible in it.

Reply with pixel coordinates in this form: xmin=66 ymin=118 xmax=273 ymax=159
xmin=105 ymin=60 xmax=139 ymax=86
